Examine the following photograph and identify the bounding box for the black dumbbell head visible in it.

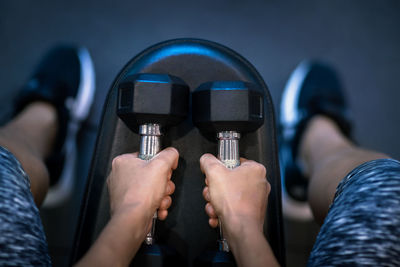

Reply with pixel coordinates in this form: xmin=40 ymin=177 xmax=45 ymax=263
xmin=192 ymin=81 xmax=264 ymax=133
xmin=117 ymin=73 xmax=190 ymax=132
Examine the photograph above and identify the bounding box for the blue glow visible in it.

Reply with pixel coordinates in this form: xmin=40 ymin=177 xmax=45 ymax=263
xmin=126 ymin=42 xmax=230 ymax=77
xmin=135 ymin=79 xmax=169 ymax=83
xmin=148 ymin=44 xmax=220 ymax=63
xmin=213 ymin=87 xmax=245 ymax=90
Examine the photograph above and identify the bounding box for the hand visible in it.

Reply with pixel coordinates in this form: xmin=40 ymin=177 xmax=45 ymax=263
xmin=75 ymin=148 xmax=179 ymax=267
xmin=200 ymin=154 xmax=270 ymax=234
xmin=107 ymin=147 xmax=178 ymax=230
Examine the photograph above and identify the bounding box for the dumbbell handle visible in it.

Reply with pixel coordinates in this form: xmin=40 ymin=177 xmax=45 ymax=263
xmin=217 ymin=131 xmax=241 ymax=252
xmin=139 ymin=123 xmax=162 ymax=245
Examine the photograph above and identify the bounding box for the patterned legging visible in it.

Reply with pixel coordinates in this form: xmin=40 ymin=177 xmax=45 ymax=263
xmin=0 ymin=147 xmax=51 ymax=266
xmin=308 ymin=159 xmax=400 ymax=266
xmin=0 ymin=146 xmax=399 ymax=266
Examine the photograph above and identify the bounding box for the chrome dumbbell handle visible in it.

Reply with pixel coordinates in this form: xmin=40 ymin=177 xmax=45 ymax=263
xmin=217 ymin=131 xmax=241 ymax=252
xmin=139 ymin=123 xmax=162 ymax=245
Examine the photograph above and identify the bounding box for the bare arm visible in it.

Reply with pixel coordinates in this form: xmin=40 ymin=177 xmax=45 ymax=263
xmin=200 ymin=154 xmax=279 ymax=267
xmin=224 ymin=220 xmax=279 ymax=267
xmin=75 ymin=148 xmax=179 ymax=267
xmin=74 ymin=206 xmax=151 ymax=267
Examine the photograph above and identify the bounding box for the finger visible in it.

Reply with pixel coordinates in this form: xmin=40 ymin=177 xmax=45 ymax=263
xmin=239 ymin=157 xmax=249 ymax=164
xmin=158 ymin=209 xmax=168 ymax=220
xmin=159 ymin=196 xmax=172 ymax=210
xmin=266 ymin=181 xmax=271 ymax=195
xmin=239 ymin=159 xmax=258 ymax=167
xmin=205 ymin=203 xmax=217 ymax=218
xmin=239 ymin=160 xmax=266 ymax=174
xmin=202 ymin=186 xmax=211 ymax=202
xmin=112 ymin=153 xmax=143 ymax=170
xmin=241 ymin=161 xmax=267 ymax=178
xmin=199 ymin=153 xmax=217 ymax=173
xmin=154 ymin=147 xmax=179 ymax=170
xmin=106 ymin=174 xmax=112 ymax=187
xmin=166 ymin=181 xmax=175 ymax=195
xmin=209 ymin=218 xmax=218 ymax=228
xmin=117 ymin=152 xmax=140 ymax=159
xmin=199 ymin=153 xmax=224 ymax=176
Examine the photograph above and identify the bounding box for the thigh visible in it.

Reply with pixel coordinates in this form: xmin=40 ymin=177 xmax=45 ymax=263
xmin=0 ymin=147 xmax=51 ymax=266
xmin=308 ymin=159 xmax=400 ymax=267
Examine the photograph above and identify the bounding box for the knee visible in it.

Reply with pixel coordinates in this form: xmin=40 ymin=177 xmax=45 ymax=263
xmin=22 ymin=155 xmax=50 ymax=206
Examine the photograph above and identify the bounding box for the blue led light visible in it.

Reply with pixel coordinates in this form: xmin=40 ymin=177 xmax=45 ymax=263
xmin=149 ymin=44 xmax=219 ymax=62
xmin=126 ymin=43 xmax=227 ymax=77
xmin=213 ymin=87 xmax=245 ymax=90
xmin=135 ymin=79 xmax=169 ymax=83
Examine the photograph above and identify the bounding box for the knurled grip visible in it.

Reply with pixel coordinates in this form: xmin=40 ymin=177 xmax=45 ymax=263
xmin=139 ymin=123 xmax=162 ymax=245
xmin=217 ymin=131 xmax=241 ymax=252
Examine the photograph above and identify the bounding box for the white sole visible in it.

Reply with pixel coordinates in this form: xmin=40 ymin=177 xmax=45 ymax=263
xmin=280 ymin=61 xmax=313 ymax=221
xmin=43 ymin=47 xmax=96 ymax=208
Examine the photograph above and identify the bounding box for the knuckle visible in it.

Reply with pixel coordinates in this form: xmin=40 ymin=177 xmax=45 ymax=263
xmin=152 ymin=157 xmax=170 ymax=171
xmin=254 ymin=163 xmax=267 ymax=176
xmin=202 ymin=187 xmax=208 ymax=199
xmin=162 ymin=197 xmax=171 ymax=209
xmin=199 ymin=153 xmax=209 ymax=162
xmin=168 ymin=147 xmax=179 ymax=159
xmin=199 ymin=156 xmax=207 ymax=167
xmin=111 ymin=156 xmax=121 ymax=169
xmin=265 ymin=181 xmax=271 ymax=194
xmin=167 ymin=181 xmax=175 ymax=194
xmin=200 ymin=153 xmax=213 ymax=166
xmin=207 ymin=162 xmax=222 ymax=173
xmin=111 ymin=154 xmax=128 ymax=169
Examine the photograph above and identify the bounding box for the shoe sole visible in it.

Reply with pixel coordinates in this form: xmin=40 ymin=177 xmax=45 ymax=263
xmin=43 ymin=47 xmax=95 ymax=208
xmin=280 ymin=61 xmax=313 ymax=221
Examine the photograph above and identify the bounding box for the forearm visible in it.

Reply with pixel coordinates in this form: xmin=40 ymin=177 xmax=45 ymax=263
xmin=224 ymin=219 xmax=280 ymax=267
xmin=75 ymin=206 xmax=151 ymax=267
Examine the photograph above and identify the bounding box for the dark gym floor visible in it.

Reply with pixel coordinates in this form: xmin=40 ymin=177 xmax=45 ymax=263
xmin=1 ymin=1 xmax=399 ymax=266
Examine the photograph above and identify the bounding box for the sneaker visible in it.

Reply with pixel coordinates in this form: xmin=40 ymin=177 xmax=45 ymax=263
xmin=279 ymin=61 xmax=351 ymax=220
xmin=15 ymin=45 xmax=95 ymax=207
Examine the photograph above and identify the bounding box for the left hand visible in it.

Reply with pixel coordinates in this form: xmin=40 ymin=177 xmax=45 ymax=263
xmin=200 ymin=154 xmax=269 ymax=234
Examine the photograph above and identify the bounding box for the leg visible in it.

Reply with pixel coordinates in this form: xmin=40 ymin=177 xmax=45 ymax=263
xmin=0 ymin=102 xmax=57 ymax=206
xmin=301 ymin=116 xmax=400 ymax=265
xmin=0 ymin=146 xmax=52 ymax=266
xmin=280 ymin=61 xmax=400 ymax=265
xmin=304 ymin=139 xmax=400 ymax=265
xmin=0 ymin=45 xmax=94 ymax=266
xmin=9 ymin=45 xmax=95 ymax=207
xmin=299 ymin=115 xmax=389 ymax=224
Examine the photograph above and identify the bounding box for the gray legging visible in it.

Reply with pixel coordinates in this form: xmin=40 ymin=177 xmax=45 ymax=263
xmin=0 ymin=147 xmax=51 ymax=266
xmin=0 ymin=146 xmax=399 ymax=266
xmin=308 ymin=158 xmax=400 ymax=266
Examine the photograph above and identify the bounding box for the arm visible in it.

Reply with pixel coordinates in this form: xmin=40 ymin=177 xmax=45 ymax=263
xmin=200 ymin=154 xmax=279 ymax=267
xmin=75 ymin=147 xmax=179 ymax=267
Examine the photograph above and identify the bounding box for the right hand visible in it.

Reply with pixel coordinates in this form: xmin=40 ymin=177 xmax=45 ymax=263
xmin=76 ymin=148 xmax=179 ymax=267
xmin=199 ymin=153 xmax=270 ymax=234
xmin=107 ymin=147 xmax=178 ymax=235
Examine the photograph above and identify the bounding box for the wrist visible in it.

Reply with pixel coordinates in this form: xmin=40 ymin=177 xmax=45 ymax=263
xmin=221 ymin=218 xmax=279 ymax=267
xmin=113 ymin=197 xmax=155 ymax=218
xmin=78 ymin=205 xmax=153 ymax=267
xmin=111 ymin=203 xmax=154 ymax=238
xmin=221 ymin=215 xmax=264 ymax=245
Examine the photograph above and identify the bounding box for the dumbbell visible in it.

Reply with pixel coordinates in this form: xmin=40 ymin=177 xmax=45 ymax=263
xmin=192 ymin=81 xmax=264 ymax=258
xmin=117 ymin=73 xmax=189 ymax=245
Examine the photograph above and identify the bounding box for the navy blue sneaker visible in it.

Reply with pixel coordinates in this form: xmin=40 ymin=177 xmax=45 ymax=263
xmin=279 ymin=61 xmax=351 ymax=220
xmin=15 ymin=45 xmax=95 ymax=206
